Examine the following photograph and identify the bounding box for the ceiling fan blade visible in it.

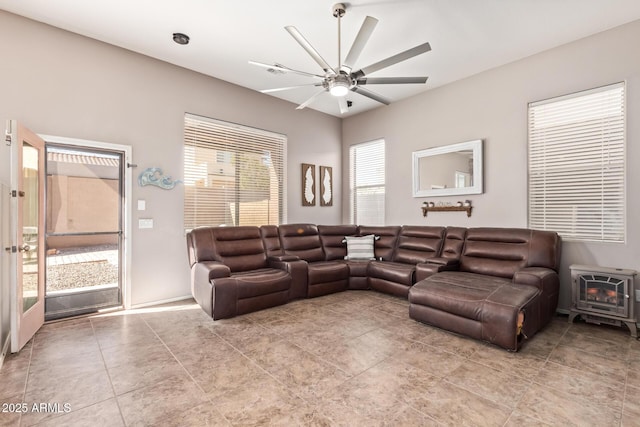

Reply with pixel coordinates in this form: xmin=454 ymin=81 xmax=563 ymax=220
xmin=341 ymin=16 xmax=378 ymax=74
xmin=285 ymin=26 xmax=336 ymax=75
xmin=353 ymin=42 xmax=431 ymax=79
xmin=352 ymin=86 xmax=390 ymax=105
xmin=248 ymin=61 xmax=324 ymax=79
xmin=338 ymin=97 xmax=349 ymax=114
xmin=296 ymin=89 xmax=327 ymax=110
xmin=356 ymin=76 xmax=428 ymax=85
xmin=260 ymin=83 xmax=324 ymax=94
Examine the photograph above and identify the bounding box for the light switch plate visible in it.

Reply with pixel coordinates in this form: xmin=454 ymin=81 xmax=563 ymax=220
xmin=138 ymin=218 xmax=153 ymax=229
xmin=137 ymin=200 xmax=146 ymax=211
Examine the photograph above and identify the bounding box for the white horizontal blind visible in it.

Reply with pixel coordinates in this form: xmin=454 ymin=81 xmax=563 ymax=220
xmin=350 ymin=139 xmax=385 ymax=225
xmin=184 ymin=114 xmax=286 ymax=229
xmin=528 ymin=83 xmax=625 ymax=242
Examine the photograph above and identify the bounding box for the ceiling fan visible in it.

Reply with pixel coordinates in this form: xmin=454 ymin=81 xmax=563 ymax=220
xmin=250 ymin=3 xmax=431 ymax=114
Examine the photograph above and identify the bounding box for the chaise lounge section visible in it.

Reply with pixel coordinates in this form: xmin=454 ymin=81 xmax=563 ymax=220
xmin=186 ymin=224 xmax=561 ymax=350
xmin=408 ymin=228 xmax=561 ymax=350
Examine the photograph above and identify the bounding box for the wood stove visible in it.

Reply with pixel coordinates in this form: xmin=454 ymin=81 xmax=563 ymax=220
xmin=569 ymin=264 xmax=637 ymax=338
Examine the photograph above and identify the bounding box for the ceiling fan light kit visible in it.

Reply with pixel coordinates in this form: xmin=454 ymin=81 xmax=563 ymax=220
xmin=251 ymin=3 xmax=431 ymax=114
xmin=329 ymin=75 xmax=350 ymax=97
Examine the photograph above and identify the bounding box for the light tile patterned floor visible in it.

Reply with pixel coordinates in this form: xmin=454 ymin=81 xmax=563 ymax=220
xmin=1 ymin=290 xmax=639 ymax=426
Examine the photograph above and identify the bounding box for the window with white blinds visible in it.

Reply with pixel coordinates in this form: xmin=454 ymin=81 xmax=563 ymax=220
xmin=350 ymin=139 xmax=385 ymax=225
xmin=184 ymin=113 xmax=287 ymax=229
xmin=528 ymin=82 xmax=625 ymax=243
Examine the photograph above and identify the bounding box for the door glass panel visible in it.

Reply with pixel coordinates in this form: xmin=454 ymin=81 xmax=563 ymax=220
xmin=22 ymin=143 xmax=39 ymax=312
xmin=44 ymin=146 xmax=122 ymax=319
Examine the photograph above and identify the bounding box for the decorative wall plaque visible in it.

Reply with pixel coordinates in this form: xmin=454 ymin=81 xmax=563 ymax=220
xmin=320 ymin=166 xmax=333 ymax=206
xmin=301 ymin=163 xmax=316 ymax=206
xmin=138 ymin=167 xmax=182 ymax=190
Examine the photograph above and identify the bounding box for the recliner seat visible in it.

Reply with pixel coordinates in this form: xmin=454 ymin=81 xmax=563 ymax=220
xmin=186 ymin=226 xmax=292 ymax=320
xmin=367 ymin=225 xmax=445 ymax=297
xmin=278 ymin=224 xmax=350 ymax=298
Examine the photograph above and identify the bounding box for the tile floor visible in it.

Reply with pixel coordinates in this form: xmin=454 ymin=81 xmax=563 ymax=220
xmin=1 ymin=290 xmax=639 ymax=426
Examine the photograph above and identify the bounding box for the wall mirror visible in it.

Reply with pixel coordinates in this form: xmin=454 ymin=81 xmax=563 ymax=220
xmin=412 ymin=139 xmax=483 ymax=197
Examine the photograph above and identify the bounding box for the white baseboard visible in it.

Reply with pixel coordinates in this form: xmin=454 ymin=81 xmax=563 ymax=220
xmin=0 ymin=334 xmax=10 ymax=371
xmin=130 ymin=295 xmax=193 ymax=310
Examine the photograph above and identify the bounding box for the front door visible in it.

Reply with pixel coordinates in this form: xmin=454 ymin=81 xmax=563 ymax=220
xmin=8 ymin=121 xmax=45 ymax=353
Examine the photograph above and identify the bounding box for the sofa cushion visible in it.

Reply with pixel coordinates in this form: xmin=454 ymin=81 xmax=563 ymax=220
xmin=233 ymin=268 xmax=291 ymax=299
xmin=308 ymin=261 xmax=350 ymax=285
xmin=260 ymin=225 xmax=283 ymax=257
xmin=344 ymin=260 xmax=369 ymax=277
xmin=343 ymin=235 xmax=376 ymax=260
xmin=318 ymin=225 xmax=358 ymax=260
xmin=307 ymin=261 xmax=350 ymax=297
xmin=460 ymin=228 xmax=560 ymax=279
xmin=357 ymin=226 xmax=401 ymax=260
xmin=368 ymin=261 xmax=415 ymax=286
xmin=392 ymin=226 xmax=445 ymax=264
xmin=440 ymin=227 xmax=467 ymax=260
xmin=409 ymin=271 xmax=537 ymax=320
xmin=410 ymin=271 xmax=542 ymax=350
xmin=279 ymin=223 xmax=325 ymax=262
xmin=188 ymin=226 xmax=267 ymax=272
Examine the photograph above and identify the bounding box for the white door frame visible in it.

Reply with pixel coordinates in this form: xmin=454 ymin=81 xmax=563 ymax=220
xmin=40 ymin=134 xmax=133 ymax=310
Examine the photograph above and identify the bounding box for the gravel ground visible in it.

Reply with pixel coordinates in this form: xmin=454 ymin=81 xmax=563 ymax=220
xmin=46 ymin=260 xmax=118 ymax=291
xmin=21 ymin=245 xmax=120 ymax=292
xmin=46 ymin=245 xmax=119 ymax=291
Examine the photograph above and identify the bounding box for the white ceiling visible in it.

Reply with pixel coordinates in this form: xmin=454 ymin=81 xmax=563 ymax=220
xmin=2 ymin=0 xmax=640 ymax=117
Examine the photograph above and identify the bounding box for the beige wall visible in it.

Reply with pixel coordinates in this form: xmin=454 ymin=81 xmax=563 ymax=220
xmin=46 ymin=175 xmax=120 ymax=249
xmin=47 ymin=176 xmax=119 ymax=234
xmin=342 ymin=20 xmax=640 ymax=313
xmin=0 ymin=10 xmax=342 ymax=314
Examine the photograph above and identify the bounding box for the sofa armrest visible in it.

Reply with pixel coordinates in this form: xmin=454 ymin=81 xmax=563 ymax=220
xmin=513 ymin=267 xmax=560 ymax=333
xmin=427 ymin=257 xmax=460 ymax=267
xmin=190 ymin=261 xmax=231 ymax=318
xmin=512 ymin=267 xmax=558 ymax=294
xmin=268 ymin=255 xmax=301 ymax=262
xmin=415 ymin=260 xmax=460 ymax=282
xmin=193 ymin=261 xmax=231 ymax=283
xmin=267 ymin=258 xmax=308 ymax=300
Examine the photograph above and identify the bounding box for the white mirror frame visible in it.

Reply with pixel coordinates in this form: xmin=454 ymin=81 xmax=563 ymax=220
xmin=412 ymin=139 xmax=483 ymax=198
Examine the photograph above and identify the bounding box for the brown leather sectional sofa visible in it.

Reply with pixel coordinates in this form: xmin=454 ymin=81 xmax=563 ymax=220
xmin=186 ymin=224 xmax=561 ymax=351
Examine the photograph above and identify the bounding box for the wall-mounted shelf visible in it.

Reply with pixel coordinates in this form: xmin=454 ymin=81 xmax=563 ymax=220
xmin=421 ymin=205 xmax=472 ymax=217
